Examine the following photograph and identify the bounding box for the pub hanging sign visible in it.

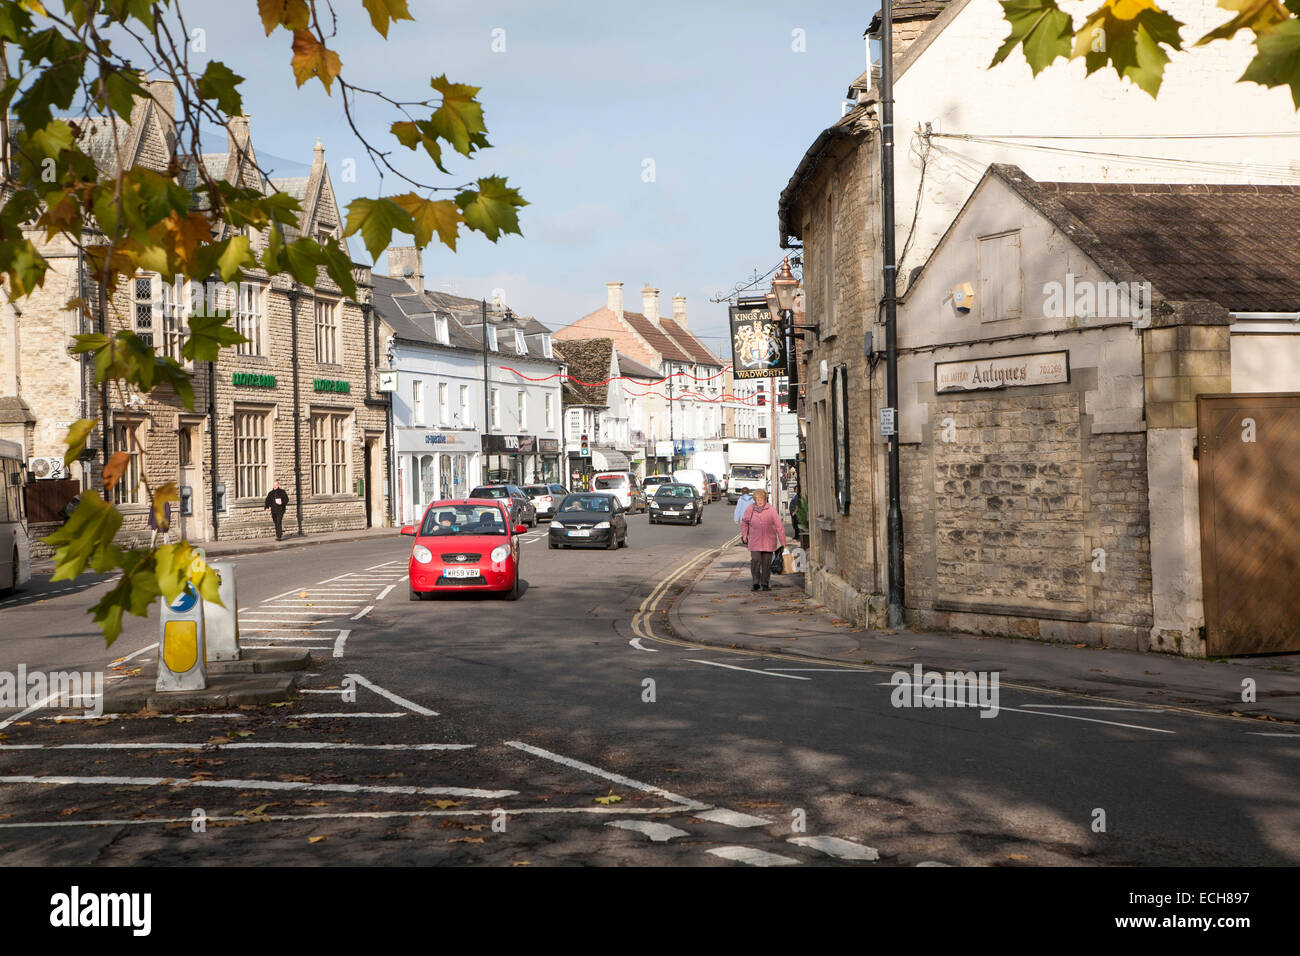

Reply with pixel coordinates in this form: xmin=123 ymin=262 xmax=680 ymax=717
xmin=729 ymin=305 xmax=788 ymax=380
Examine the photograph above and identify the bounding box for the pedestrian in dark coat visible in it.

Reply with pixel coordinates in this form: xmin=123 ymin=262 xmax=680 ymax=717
xmin=740 ymin=489 xmax=787 ymax=591
xmin=263 ymin=480 xmax=290 ymax=540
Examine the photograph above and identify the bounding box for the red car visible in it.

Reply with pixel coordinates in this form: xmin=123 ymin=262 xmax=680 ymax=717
xmin=401 ymin=499 xmax=528 ymax=600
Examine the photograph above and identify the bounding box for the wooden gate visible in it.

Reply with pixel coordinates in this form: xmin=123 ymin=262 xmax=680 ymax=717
xmin=1197 ymin=393 xmax=1300 ymax=655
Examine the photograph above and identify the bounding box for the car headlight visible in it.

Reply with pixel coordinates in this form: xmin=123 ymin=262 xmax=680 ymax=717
xmin=550 ymin=520 xmax=564 ymax=529
xmin=411 ymin=545 xmax=433 ymax=564
xmin=650 ymin=501 xmax=660 ymax=509
xmin=594 ymin=521 xmax=611 ymax=529
xmin=490 ymin=545 xmax=510 ymax=563
xmin=684 ymin=503 xmax=695 ymax=509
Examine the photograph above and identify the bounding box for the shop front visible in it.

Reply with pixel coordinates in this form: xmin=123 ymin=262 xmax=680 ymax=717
xmin=482 ymin=434 xmax=541 ymax=485
xmin=538 ymin=438 xmax=561 ymax=485
xmin=396 ymin=428 xmax=480 ymax=525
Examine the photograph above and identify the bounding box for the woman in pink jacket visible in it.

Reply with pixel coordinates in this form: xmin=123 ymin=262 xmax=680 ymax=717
xmin=741 ymin=489 xmax=787 ymax=591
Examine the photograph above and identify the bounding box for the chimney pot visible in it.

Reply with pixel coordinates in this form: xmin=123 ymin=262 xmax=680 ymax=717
xmin=642 ymin=284 xmax=660 ymax=325
xmin=606 ymin=281 xmax=624 ymax=316
xmin=388 ymin=246 xmax=423 ymax=292
xmin=672 ymin=295 xmax=687 ymax=329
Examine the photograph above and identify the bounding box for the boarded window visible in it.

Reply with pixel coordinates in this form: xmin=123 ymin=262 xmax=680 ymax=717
xmin=978 ymin=231 xmax=1022 ymax=323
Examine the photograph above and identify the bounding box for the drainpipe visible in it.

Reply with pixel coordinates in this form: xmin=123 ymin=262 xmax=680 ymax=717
xmin=208 ymin=360 xmax=219 ymax=539
xmin=288 ymin=286 xmax=305 ymax=536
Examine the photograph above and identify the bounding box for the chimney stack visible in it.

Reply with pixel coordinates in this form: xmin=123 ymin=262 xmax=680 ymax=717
xmin=388 ymin=246 xmax=424 ymax=292
xmin=226 ymin=115 xmax=250 ymax=157
xmin=672 ymin=295 xmax=687 ymax=330
xmin=606 ymin=281 xmax=624 ymax=316
xmin=642 ymin=284 xmax=660 ymax=325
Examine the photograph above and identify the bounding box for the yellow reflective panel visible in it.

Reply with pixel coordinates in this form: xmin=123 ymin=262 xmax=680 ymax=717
xmin=163 ymin=621 xmax=198 ymax=673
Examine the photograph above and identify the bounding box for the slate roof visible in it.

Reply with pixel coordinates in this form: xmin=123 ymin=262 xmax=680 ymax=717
xmin=616 ymin=352 xmax=663 ymax=380
xmin=867 ymin=0 xmax=950 ymax=34
xmin=1032 ymin=177 xmax=1300 ymax=313
xmin=660 ymin=317 xmax=722 ymax=366
xmin=619 ymin=309 xmax=693 ymax=363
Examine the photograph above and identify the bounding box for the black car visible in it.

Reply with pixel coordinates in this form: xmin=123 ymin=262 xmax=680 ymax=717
xmin=648 ymin=483 xmax=702 ymax=525
xmin=469 ymin=484 xmax=537 ymax=527
xmin=547 ymin=492 xmax=628 ymax=549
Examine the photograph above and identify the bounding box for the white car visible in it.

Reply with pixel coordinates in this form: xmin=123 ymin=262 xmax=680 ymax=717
xmin=672 ymin=469 xmax=710 ymax=502
xmin=524 ymin=483 xmax=567 ymax=519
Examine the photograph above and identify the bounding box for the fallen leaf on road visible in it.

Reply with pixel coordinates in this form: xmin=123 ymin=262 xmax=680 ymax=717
xmin=511 ymin=860 xmax=531 ymax=866
xmin=287 ymin=722 xmax=303 ymax=729
xmin=293 ymin=800 xmax=328 ymax=807
xmin=593 ymin=792 xmax=623 ymax=805
xmin=449 ymin=836 xmax=484 ymax=844
xmin=439 ymin=819 xmax=484 ymax=830
xmin=308 ymin=836 xmax=326 ymax=844
xmin=60 ymin=807 xmax=78 ymax=816
xmin=426 ymin=799 xmax=463 ymax=810
xmin=1074 ymin=643 xmax=1089 ymax=648
xmin=299 ymin=591 xmax=308 ymax=599
xmin=227 ymin=731 xmax=254 ymax=739
xmin=1007 ymin=853 xmax=1029 ymax=861
xmin=173 ymin=718 xmax=193 ymax=724
xmin=270 ymin=702 xmax=294 ymax=708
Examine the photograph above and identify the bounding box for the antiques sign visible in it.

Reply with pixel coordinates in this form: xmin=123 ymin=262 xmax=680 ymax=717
xmin=935 ymin=351 xmax=1069 ymax=393
xmin=729 ymin=305 xmax=788 ymax=380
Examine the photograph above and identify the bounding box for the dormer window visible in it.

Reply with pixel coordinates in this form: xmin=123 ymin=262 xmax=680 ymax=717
xmin=435 ymin=314 xmax=449 ymax=345
xmin=515 ymin=330 xmax=527 ymax=354
xmin=542 ymin=335 xmax=553 ymax=359
xmin=486 ymin=325 xmax=498 ymax=351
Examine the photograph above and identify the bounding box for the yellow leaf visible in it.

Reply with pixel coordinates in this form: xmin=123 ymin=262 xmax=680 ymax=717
xmin=257 ymin=0 xmax=310 ymax=35
xmin=152 ymin=482 xmax=179 ymax=531
xmin=308 ymin=835 xmax=326 ymax=843
xmin=291 ymin=31 xmax=343 ymax=92
xmin=102 ymin=451 xmax=130 ymax=492
xmin=593 ymin=793 xmax=623 ymax=805
xmin=393 ymin=193 xmax=464 ymax=251
xmin=427 ymin=799 xmax=463 ymax=810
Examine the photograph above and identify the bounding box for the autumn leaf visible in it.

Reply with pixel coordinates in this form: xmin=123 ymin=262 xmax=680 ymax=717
xmin=362 ymin=0 xmax=414 ymax=38
xmin=196 ymin=60 xmax=245 ymax=117
xmin=290 ymin=30 xmax=342 ymax=93
xmin=393 ymin=193 xmax=463 ymax=250
xmin=63 ymin=418 xmax=96 ymax=465
xmin=428 ymin=75 xmax=489 ymax=157
xmin=258 ymin=0 xmax=310 ymax=35
xmin=1071 ymin=0 xmax=1186 ymax=98
xmin=1197 ymin=0 xmax=1290 ymax=45
xmin=427 ymin=799 xmax=464 ymax=810
xmin=455 ymin=176 xmax=527 ymax=243
xmin=1240 ymin=18 xmax=1300 ymax=107
xmin=593 ymin=792 xmax=623 ymax=805
xmin=448 ymin=836 xmax=484 ymax=844
xmin=308 ymin=835 xmax=326 ymax=844
xmin=990 ymin=0 xmax=1075 ymax=74
xmin=151 ymin=482 xmax=178 ymax=530
xmin=343 ymin=196 xmax=415 ymax=261
xmin=101 ymin=451 xmax=129 ymax=492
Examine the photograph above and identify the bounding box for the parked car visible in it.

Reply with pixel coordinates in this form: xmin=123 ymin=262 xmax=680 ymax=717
xmin=468 ymin=484 xmax=537 ymax=527
xmin=402 ymin=499 xmax=527 ymax=600
xmin=548 ymin=492 xmax=629 ymax=549
xmin=590 ymin=472 xmax=645 ymax=513
xmin=648 ymin=483 xmax=702 ymax=525
xmin=672 ymin=469 xmax=710 ymax=502
xmin=524 ymin=483 xmax=567 ymax=519
xmin=704 ymin=473 xmax=721 ymax=502
xmin=642 ymin=474 xmax=673 ymax=492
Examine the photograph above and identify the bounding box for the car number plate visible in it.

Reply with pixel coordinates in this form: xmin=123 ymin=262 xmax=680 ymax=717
xmin=443 ymin=567 xmax=478 ymax=578
xmin=662 ymin=511 xmax=679 ymax=516
xmin=568 ymin=529 xmax=591 ymax=537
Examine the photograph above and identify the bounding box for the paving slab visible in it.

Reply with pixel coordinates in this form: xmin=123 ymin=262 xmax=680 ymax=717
xmin=206 ymin=648 xmax=313 ymax=675
xmin=101 ymin=672 xmax=299 ymax=714
xmin=669 ymin=545 xmax=1300 ymax=723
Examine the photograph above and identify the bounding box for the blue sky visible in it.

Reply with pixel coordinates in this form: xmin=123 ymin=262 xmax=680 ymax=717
xmin=190 ymin=1 xmax=876 ymax=350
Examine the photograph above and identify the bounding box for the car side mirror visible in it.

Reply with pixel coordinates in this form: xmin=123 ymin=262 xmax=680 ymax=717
xmin=514 ymin=524 xmax=527 ymax=535
xmin=401 ymin=525 xmax=416 ymax=536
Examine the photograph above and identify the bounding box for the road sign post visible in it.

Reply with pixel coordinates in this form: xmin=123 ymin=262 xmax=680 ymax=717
xmin=156 ymin=583 xmax=207 ymax=692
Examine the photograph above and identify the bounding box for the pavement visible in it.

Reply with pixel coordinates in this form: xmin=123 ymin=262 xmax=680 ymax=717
xmin=30 ymin=525 xmax=399 ymax=574
xmin=669 ymin=539 xmax=1300 ymax=724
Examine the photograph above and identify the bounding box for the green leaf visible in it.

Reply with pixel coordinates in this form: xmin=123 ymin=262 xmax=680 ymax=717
xmin=428 ymin=75 xmax=488 ymax=157
xmin=455 ymin=176 xmax=527 ymax=242
xmin=262 ymin=223 xmax=286 ymax=274
xmin=44 ymin=490 xmax=123 ymax=582
xmin=1240 ymin=18 xmax=1300 ymax=106
xmin=391 ymin=120 xmax=447 ymax=172
xmin=96 ymin=69 xmax=147 ymax=120
xmin=217 ymin=235 xmax=255 ymax=282
xmin=990 ymin=0 xmax=1074 ymax=73
xmin=317 ymin=238 xmax=358 ymax=299
xmin=1073 ymin=1 xmax=1185 ymax=98
xmin=27 ymin=118 xmax=74 ymax=158
xmin=63 ymin=418 xmax=97 ymax=465
xmin=16 ymin=57 xmax=81 ymax=132
xmin=1196 ymin=0 xmax=1289 ymax=46
xmin=284 ymin=237 xmax=323 ymax=285
xmin=196 ymin=60 xmax=246 ymax=117
xmin=0 ymin=238 xmax=48 ymax=296
xmin=182 ymin=312 xmax=248 ymax=364
xmin=362 ymin=0 xmax=414 ymax=38
xmin=343 ymin=196 xmax=415 ymax=261
xmin=89 ymin=549 xmax=161 ymax=647
xmin=394 ymin=192 xmax=463 ymax=251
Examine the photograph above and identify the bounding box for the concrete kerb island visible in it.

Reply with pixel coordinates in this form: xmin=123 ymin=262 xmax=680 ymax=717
xmin=665 ymin=542 xmax=1300 ymax=724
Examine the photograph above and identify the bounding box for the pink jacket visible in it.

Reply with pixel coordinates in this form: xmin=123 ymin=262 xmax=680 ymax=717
xmin=741 ymin=502 xmax=787 ymax=553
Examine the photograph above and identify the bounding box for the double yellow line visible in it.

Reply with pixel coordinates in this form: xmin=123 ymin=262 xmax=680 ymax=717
xmin=631 ymin=535 xmax=739 ymax=644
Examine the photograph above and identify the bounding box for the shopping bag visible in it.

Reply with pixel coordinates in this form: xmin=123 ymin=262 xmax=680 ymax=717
xmin=771 ymin=546 xmax=785 ymax=575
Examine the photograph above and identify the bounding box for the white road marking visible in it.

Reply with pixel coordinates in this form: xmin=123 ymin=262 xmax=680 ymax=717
xmin=281 ymin=713 xmax=407 ymax=719
xmin=0 ymin=741 xmax=474 ymax=751
xmin=377 ymin=585 xmax=395 ymax=600
xmin=916 ymin=861 xmax=952 ymax=867
xmin=1008 ymin=707 xmax=1174 ymax=734
xmin=111 ymin=642 xmax=159 ymax=665
xmin=1019 ymin=704 xmax=1168 ymax=712
xmin=605 ymin=820 xmax=689 ymax=842
xmin=343 ymin=673 xmax=436 ymax=716
xmin=505 ymin=741 xmax=708 ymax=811
xmin=0 ymin=774 xmax=515 ymax=799
xmin=1247 ymin=732 xmax=1300 ymax=737
xmin=241 ymin=644 xmax=332 ymax=650
xmin=0 ymin=692 xmax=60 ymax=731
xmin=769 ymin=667 xmax=873 ymax=673
xmin=236 ymin=634 xmax=328 ymax=642
xmin=350 ymin=605 xmax=374 ymax=621
xmin=333 ymin=629 xmax=350 ymax=659
xmin=693 ymin=808 xmax=772 ymax=828
xmin=707 ymin=846 xmax=800 ymax=867
xmin=627 ymin=638 xmax=658 ymax=653
xmin=0 ymin=805 xmax=691 ymax=830
xmin=788 ymin=835 xmax=880 ymax=861
xmin=687 ymin=659 xmax=811 ymax=680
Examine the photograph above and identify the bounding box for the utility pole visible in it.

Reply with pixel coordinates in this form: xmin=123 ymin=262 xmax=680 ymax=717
xmin=668 ymin=364 xmax=675 ymax=471
xmin=481 ymin=298 xmax=489 ymax=484
xmin=880 ymin=0 xmax=905 ymax=628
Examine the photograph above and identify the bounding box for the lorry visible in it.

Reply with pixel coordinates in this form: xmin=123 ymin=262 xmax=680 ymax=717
xmin=725 ymin=440 xmax=771 ymax=504
xmin=688 ymin=443 xmax=729 ymax=495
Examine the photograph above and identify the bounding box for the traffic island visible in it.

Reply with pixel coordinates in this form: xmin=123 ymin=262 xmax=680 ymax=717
xmin=102 ymin=672 xmax=300 ymax=714
xmin=206 ymin=647 xmax=312 ymax=675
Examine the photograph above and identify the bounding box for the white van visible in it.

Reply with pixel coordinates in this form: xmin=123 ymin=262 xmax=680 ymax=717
xmin=672 ymin=469 xmax=709 ymax=502
xmin=591 ymin=472 xmax=645 ymax=513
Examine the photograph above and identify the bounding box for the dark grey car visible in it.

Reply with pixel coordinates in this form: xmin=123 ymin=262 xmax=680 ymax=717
xmin=469 ymin=484 xmax=537 ymax=527
xmin=648 ymin=483 xmax=702 ymax=525
xmin=547 ymin=492 xmax=628 ymax=549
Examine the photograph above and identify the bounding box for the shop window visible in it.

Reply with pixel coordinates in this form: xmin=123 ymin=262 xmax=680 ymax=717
xmin=234 ymin=408 xmax=270 ymax=499
xmin=110 ymin=421 xmax=143 ymax=505
xmin=315 ymin=298 xmax=340 ymax=365
xmin=310 ymin=411 xmax=349 ymax=494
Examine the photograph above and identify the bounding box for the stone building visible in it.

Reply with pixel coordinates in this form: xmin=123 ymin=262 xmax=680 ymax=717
xmin=779 ymin=2 xmax=1300 ymax=656
xmin=3 ymin=82 xmax=388 ymax=547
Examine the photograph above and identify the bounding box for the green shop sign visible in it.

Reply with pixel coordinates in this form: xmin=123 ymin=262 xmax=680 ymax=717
xmin=313 ymin=378 xmax=351 ymax=394
xmin=233 ymin=372 xmax=276 ymax=388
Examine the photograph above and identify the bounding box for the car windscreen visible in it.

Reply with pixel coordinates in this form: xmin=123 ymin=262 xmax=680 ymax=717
xmin=732 ymin=466 xmax=765 ymax=480
xmin=592 ymin=476 xmax=626 ymax=490
xmin=524 ymin=485 xmax=549 ymax=496
xmin=657 ymin=485 xmax=695 ymax=498
xmin=643 ymin=476 xmax=668 ymax=485
xmin=420 ymin=504 xmax=507 ymax=536
xmin=558 ymin=495 xmax=612 ymax=513
xmin=469 ymin=487 xmax=507 ymax=499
